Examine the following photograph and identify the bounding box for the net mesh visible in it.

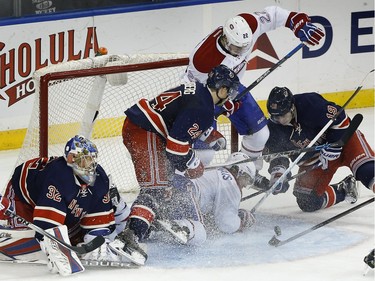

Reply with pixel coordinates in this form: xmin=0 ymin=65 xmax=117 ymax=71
xmin=18 ymin=53 xmax=233 ymax=194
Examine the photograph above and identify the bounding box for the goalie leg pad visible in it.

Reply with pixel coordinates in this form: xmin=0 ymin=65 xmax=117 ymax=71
xmin=39 ymin=225 xmax=85 ymax=276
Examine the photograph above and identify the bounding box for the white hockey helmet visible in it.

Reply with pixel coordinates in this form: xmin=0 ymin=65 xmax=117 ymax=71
xmin=225 ymin=152 xmax=256 ymax=188
xmin=222 ymin=16 xmax=252 ymax=56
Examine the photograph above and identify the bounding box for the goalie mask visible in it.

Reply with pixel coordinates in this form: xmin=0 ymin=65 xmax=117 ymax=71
xmin=64 ymin=135 xmax=98 ymax=186
xmin=225 ymin=152 xmax=256 ymax=189
xmin=222 ymin=15 xmax=252 ymax=56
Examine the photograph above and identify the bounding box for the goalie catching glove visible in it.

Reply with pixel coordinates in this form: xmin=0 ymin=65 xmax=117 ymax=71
xmin=319 ymin=146 xmax=342 ymax=170
xmin=39 ymin=225 xmax=85 ymax=276
xmin=79 ymin=228 xmax=122 ymax=263
xmin=199 ymin=126 xmax=227 ymax=151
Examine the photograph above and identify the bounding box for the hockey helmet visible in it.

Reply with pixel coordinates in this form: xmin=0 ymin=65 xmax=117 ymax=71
xmin=225 ymin=152 xmax=256 ymax=188
xmin=207 ymin=65 xmax=240 ymax=100
xmin=267 ymin=87 xmax=295 ymax=122
xmin=64 ymin=135 xmax=98 ymax=185
xmin=222 ymin=15 xmax=252 ymax=56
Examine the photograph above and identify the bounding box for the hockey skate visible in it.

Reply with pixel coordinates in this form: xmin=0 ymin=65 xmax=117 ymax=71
xmin=154 ymin=219 xmax=190 ymax=244
xmin=334 ymin=175 xmax=358 ymax=204
xmin=109 ymin=228 xmax=147 ymax=266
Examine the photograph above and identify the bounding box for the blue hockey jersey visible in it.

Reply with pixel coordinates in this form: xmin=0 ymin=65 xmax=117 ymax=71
xmin=265 ymin=92 xmax=350 ymax=169
xmin=11 ymin=157 xmax=115 ymax=240
xmin=125 ymin=82 xmax=215 ymax=171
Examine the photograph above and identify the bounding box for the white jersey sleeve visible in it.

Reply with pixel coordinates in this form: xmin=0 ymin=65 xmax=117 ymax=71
xmin=192 ymin=168 xmax=242 ymax=233
xmin=183 ymin=6 xmax=291 ymax=83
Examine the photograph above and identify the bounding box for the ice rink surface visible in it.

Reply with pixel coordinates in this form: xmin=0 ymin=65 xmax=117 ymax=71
xmin=0 ymin=108 xmax=374 ymax=281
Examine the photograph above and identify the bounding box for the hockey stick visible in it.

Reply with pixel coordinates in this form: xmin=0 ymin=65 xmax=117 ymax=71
xmin=4 ymin=208 xmax=105 ymax=255
xmin=240 ymin=163 xmax=323 ymax=202
xmin=215 ymin=43 xmax=305 ymax=118
xmin=250 ymin=113 xmax=363 ymax=214
xmin=205 ymin=141 xmax=340 ymax=170
xmin=268 ymin=197 xmax=375 ymax=247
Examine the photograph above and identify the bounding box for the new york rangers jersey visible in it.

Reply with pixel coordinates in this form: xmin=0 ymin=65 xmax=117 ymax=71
xmin=183 ymin=6 xmax=291 ymax=83
xmin=125 ymin=82 xmax=215 ymax=170
xmin=265 ymin=92 xmax=350 ymax=166
xmin=10 ymin=157 xmax=115 ymax=241
xmin=192 ymin=167 xmax=242 ymax=234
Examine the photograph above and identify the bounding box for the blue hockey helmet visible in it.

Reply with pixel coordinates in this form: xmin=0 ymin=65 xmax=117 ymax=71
xmin=267 ymin=87 xmax=295 ymax=120
xmin=64 ymin=135 xmax=98 ymax=185
xmin=207 ymin=65 xmax=240 ymax=100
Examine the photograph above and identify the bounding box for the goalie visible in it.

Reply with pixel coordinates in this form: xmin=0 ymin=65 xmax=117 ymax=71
xmin=0 ymin=135 xmax=131 ymax=275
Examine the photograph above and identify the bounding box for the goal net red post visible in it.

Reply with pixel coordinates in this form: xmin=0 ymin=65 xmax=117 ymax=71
xmin=19 ymin=54 xmax=238 ymax=194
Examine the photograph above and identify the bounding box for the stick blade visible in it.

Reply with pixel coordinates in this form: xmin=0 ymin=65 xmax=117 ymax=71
xmin=268 ymin=235 xmax=281 ymax=247
xmin=74 ymin=235 xmax=105 ymax=254
xmin=334 ymin=113 xmax=363 ymax=147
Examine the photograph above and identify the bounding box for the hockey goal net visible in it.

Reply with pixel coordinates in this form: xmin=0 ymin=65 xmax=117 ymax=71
xmin=17 ymin=53 xmax=236 ymax=194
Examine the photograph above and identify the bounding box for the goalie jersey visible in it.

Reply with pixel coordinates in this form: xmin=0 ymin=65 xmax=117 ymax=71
xmin=8 ymin=157 xmax=115 ymax=242
xmin=265 ymin=92 xmax=350 ymax=167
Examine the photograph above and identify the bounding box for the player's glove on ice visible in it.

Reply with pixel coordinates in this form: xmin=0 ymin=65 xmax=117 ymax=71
xmin=288 ymin=12 xmax=324 ymax=46
xmin=185 ymin=151 xmax=204 ymax=179
xmin=269 ymin=165 xmax=291 ymax=194
xmin=238 ymin=209 xmax=256 ymax=231
xmin=319 ymin=146 xmax=342 ymax=170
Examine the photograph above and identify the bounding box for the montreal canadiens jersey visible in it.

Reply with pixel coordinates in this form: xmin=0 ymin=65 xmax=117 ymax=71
xmin=192 ymin=167 xmax=242 ymax=234
xmin=11 ymin=157 xmax=115 ymax=236
xmin=183 ymin=6 xmax=291 ymax=83
xmin=125 ymin=82 xmax=215 ymax=170
xmin=265 ymin=92 xmax=350 ymax=167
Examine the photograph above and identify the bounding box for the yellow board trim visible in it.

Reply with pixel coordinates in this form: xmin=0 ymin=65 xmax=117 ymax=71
xmin=0 ymin=89 xmax=374 ymax=151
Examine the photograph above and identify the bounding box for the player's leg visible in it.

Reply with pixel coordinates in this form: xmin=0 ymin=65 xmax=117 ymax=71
xmin=293 ymin=161 xmax=348 ymax=212
xmin=120 ymin=118 xmax=172 ymax=262
xmin=342 ymin=130 xmax=375 ymax=192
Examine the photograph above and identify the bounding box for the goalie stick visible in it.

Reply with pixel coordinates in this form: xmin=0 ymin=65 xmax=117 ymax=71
xmin=268 ymin=197 xmax=375 ymax=247
xmin=215 ymin=43 xmax=305 ymax=118
xmin=251 ymin=113 xmax=363 ymax=214
xmin=4 ymin=208 xmax=105 ymax=255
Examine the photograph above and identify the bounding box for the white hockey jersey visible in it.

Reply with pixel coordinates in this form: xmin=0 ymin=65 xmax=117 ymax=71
xmin=192 ymin=167 xmax=242 ymax=234
xmin=183 ymin=6 xmax=291 ymax=83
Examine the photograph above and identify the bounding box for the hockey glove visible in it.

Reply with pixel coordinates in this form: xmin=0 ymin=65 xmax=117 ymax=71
xmin=199 ymin=126 xmax=227 ymax=151
xmin=0 ymin=195 xmax=12 ymax=219
xmin=80 ymin=228 xmax=121 ymax=262
xmin=39 ymin=225 xmax=85 ymax=276
xmin=222 ymin=100 xmax=242 ymax=118
xmin=269 ymin=165 xmax=291 ymax=195
xmin=319 ymin=146 xmax=342 ymax=170
xmin=288 ymin=12 xmax=324 ymax=46
xmin=185 ymin=151 xmax=204 ymax=179
xmin=238 ymin=209 xmax=256 ymax=231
